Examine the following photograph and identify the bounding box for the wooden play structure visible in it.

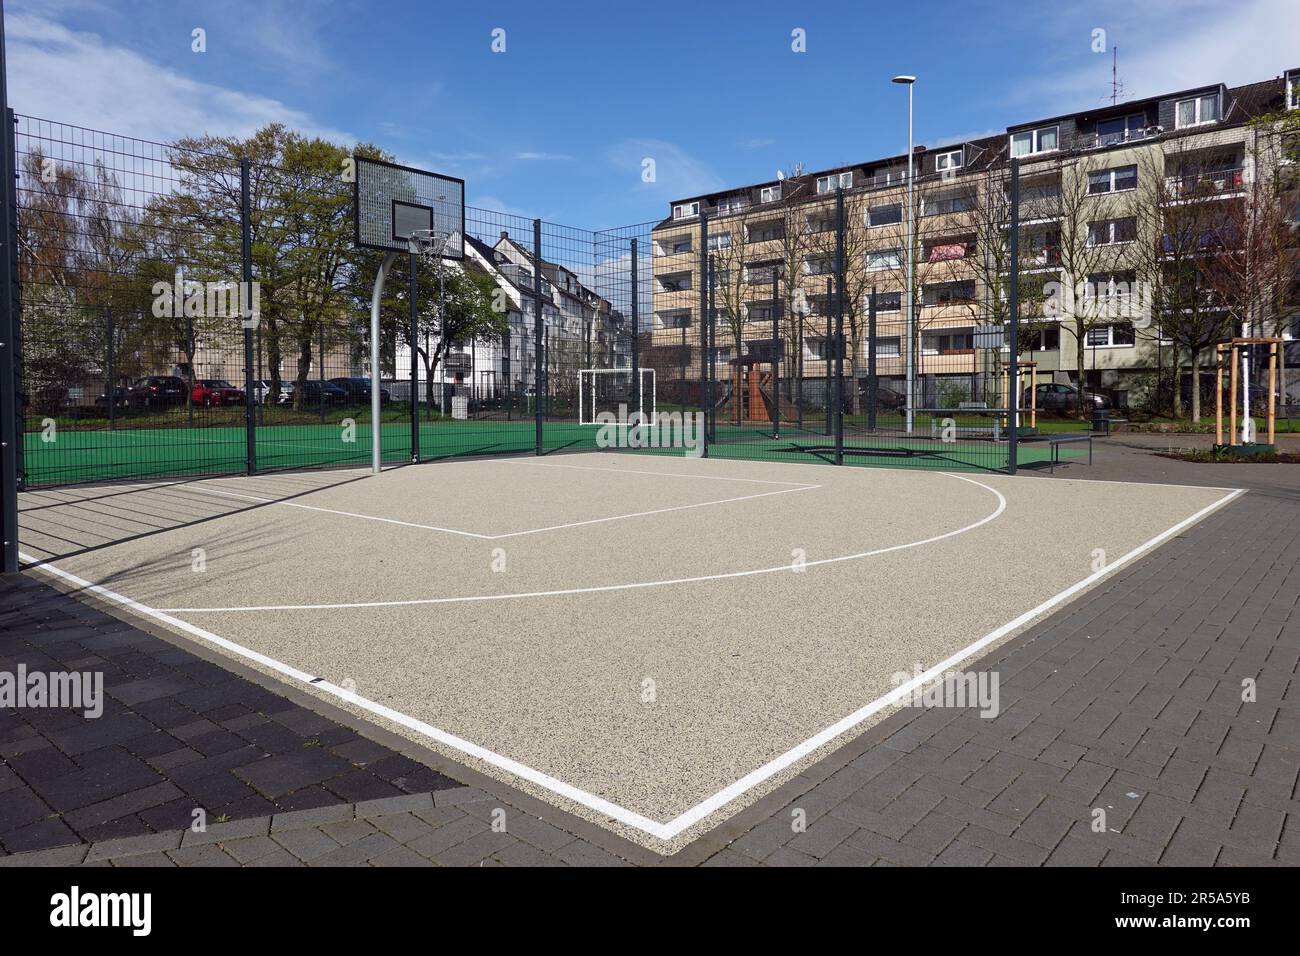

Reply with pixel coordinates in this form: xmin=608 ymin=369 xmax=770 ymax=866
xmin=1215 ymin=337 xmax=1281 ymax=447
xmin=998 ymin=360 xmax=1038 ymax=430
xmin=727 ymin=356 xmax=795 ymax=425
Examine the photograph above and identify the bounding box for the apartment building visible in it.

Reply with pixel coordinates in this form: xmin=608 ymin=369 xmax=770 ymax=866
xmin=393 ymin=230 xmax=631 ymax=408
xmin=650 ymin=69 xmax=1300 ymax=412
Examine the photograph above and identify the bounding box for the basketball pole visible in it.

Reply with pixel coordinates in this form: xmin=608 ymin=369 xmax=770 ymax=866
xmin=370 ymin=251 xmax=396 ymax=474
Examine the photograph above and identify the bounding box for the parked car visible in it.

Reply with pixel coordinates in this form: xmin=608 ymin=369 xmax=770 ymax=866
xmin=1023 ymin=383 xmax=1109 ymax=415
xmin=192 ymin=379 xmax=246 ymax=407
xmin=857 ymin=382 xmax=906 ymax=411
xmin=328 ymin=377 xmax=391 ymax=404
xmin=251 ymin=379 xmax=279 ymax=405
xmin=126 ymin=375 xmax=187 ymax=408
xmin=95 ymin=385 xmax=133 ymax=410
xmin=278 ymin=380 xmax=347 ymax=406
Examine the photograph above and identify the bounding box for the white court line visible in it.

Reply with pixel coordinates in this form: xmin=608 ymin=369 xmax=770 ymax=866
xmin=157 ymin=473 xmax=1005 ymax=612
xmin=185 ymin=470 xmax=821 ymax=542
xmin=19 ymin=483 xmax=1245 ymax=844
xmin=499 ymin=456 xmax=820 ymax=487
xmin=188 ymin=486 xmax=495 ymax=539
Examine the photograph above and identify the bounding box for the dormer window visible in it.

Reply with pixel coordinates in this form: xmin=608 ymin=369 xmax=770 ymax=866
xmin=816 ymin=172 xmax=853 ymax=194
xmin=760 ymin=185 xmax=781 ymax=203
xmin=1175 ymin=93 xmax=1220 ymax=128
xmin=1010 ymin=125 xmax=1059 ymax=158
xmin=673 ymin=201 xmax=700 ymax=220
xmin=1288 ymin=72 xmax=1300 ymax=111
xmin=935 ymin=149 xmax=963 ymax=172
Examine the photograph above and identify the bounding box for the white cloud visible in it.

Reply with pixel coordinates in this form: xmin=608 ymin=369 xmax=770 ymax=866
xmin=1047 ymin=0 xmax=1299 ymax=106
xmin=515 ymin=151 xmax=572 ymax=161
xmin=606 ymin=138 xmax=724 ymax=200
xmin=7 ymin=12 xmax=353 ymax=145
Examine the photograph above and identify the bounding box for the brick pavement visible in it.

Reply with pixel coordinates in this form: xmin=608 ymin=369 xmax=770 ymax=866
xmin=2 ymin=439 xmax=1297 ymax=866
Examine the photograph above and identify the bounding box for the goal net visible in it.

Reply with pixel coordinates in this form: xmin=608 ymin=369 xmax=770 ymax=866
xmin=578 ymin=368 xmax=656 ymax=425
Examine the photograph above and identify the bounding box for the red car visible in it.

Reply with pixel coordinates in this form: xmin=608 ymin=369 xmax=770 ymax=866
xmin=192 ymin=379 xmax=246 ymax=406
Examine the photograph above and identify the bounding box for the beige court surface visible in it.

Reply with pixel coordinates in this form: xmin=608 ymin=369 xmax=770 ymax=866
xmin=18 ymin=453 xmax=1241 ymax=852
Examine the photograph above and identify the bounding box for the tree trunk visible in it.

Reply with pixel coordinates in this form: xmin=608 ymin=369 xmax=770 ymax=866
xmin=1190 ymin=347 xmax=1202 ymax=423
xmin=1074 ymin=320 xmax=1087 ymax=420
xmin=293 ymin=335 xmax=313 ymax=412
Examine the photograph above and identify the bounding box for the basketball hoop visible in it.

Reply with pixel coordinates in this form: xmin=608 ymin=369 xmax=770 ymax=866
xmin=407 ymin=228 xmax=457 ymax=264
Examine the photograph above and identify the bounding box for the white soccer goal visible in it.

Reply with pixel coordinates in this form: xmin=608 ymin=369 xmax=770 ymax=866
xmin=578 ymin=368 xmax=656 ymax=425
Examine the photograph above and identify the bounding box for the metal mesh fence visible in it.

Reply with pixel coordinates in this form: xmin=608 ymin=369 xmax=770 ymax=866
xmin=13 ymin=113 xmax=1039 ymax=489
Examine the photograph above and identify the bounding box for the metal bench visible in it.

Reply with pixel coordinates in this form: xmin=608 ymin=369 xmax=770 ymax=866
xmin=1035 ymin=433 xmax=1093 ymax=473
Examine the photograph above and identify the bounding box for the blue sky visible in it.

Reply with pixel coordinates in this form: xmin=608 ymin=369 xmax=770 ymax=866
xmin=9 ymin=0 xmax=1299 ymax=228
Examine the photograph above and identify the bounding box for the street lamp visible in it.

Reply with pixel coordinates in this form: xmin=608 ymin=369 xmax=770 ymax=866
xmin=892 ymin=74 xmax=916 ymax=433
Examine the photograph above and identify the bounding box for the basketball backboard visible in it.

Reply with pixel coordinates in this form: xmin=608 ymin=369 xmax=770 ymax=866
xmin=353 ymin=156 xmax=465 ymax=259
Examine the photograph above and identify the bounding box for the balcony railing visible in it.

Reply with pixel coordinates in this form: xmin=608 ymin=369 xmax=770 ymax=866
xmin=1087 ymin=127 xmax=1156 ymax=149
xmin=1165 ymin=167 xmax=1245 ymax=198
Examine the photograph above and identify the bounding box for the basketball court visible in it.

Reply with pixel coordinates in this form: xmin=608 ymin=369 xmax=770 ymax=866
xmin=17 ymin=452 xmax=1241 ymax=852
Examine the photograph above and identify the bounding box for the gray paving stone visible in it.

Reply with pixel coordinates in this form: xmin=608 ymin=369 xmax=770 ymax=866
xmin=354 ymin=793 xmax=434 ymax=819
xmin=369 ymin=844 xmax=438 ymax=867
xmin=218 ymin=835 xmax=282 ymax=864
xmin=86 ymin=830 xmax=183 ymax=861
xmin=270 ymin=827 xmax=342 ymax=862
xmin=369 ymin=812 xmax=436 ymax=844
xmin=308 ymin=831 xmax=399 ymax=867
xmin=166 ymin=844 xmax=240 ymax=867
xmin=270 ymin=803 xmax=355 ymax=832
xmin=182 ymin=814 xmax=270 ymax=846
xmin=0 ymin=843 xmax=89 ymax=867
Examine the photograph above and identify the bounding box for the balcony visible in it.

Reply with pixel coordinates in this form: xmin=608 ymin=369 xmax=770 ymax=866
xmin=1087 ymin=127 xmax=1157 ymax=149
xmin=1165 ymin=167 xmax=1245 ymax=199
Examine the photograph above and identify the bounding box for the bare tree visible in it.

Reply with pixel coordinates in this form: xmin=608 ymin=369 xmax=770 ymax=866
xmin=1131 ymin=144 xmax=1236 ymax=421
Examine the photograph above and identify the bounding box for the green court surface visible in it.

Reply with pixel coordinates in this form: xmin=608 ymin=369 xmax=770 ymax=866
xmin=21 ymin=419 xmax=1084 ymax=485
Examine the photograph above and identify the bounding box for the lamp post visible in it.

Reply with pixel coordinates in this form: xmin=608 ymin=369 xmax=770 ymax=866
xmin=892 ymin=74 xmax=916 ymax=433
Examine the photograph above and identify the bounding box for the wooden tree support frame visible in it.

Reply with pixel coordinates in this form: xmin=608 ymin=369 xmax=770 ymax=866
xmin=1215 ymin=337 xmax=1281 ymax=447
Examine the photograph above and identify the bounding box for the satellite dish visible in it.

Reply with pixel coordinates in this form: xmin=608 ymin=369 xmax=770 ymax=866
xmin=776 ymin=169 xmax=786 ymax=181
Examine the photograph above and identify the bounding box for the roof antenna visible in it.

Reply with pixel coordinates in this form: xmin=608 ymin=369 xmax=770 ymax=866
xmin=1111 ymin=46 xmax=1124 ymax=106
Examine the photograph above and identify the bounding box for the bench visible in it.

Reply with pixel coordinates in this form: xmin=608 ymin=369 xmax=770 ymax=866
xmin=1026 ymin=433 xmax=1093 ymax=473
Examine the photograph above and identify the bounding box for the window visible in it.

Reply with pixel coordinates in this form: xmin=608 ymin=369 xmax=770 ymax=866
xmin=760 ymin=185 xmax=781 ymax=203
xmin=1175 ymin=93 xmax=1220 ymax=128
xmin=1010 ymin=125 xmax=1059 ymax=157
xmin=923 ymin=280 xmax=976 ymax=306
xmin=872 ymin=291 xmax=902 ymax=312
xmin=673 ymin=201 xmax=699 ymax=220
xmin=670 ymin=239 xmax=692 ymax=254
xmin=1096 ymin=114 xmax=1146 ymax=146
xmin=874 ymin=337 xmax=901 ymax=356
xmin=658 ymin=272 xmax=691 ymax=292
xmin=1024 ymin=326 xmax=1061 ymax=351
xmin=1289 ymin=72 xmax=1300 ymax=111
xmin=747 ymin=222 xmax=783 ymax=242
xmin=867 ymin=248 xmax=902 ymax=271
xmin=1087 ymin=165 xmax=1138 ymax=194
xmin=804 ymin=255 xmax=835 ymax=276
xmin=935 ymin=149 xmax=963 ymax=171
xmin=921 ymin=330 xmax=974 ymax=354
xmin=868 ymin=203 xmax=902 ymax=227
xmin=816 ymin=172 xmax=853 ymax=194
xmin=922 ymin=192 xmax=976 ymax=216
xmin=806 ymin=215 xmax=835 ymax=233
xmin=1085 ymin=323 xmax=1136 ymax=347
xmin=1086 ymin=270 xmax=1138 ymax=299
xmin=657 ymin=309 xmax=691 ymax=329
xmin=1087 ymin=217 xmax=1137 ymax=246
xmin=748 ymin=302 xmax=776 ymax=322
xmin=804 ymin=337 xmax=830 ymax=360
xmin=706 ymin=232 xmax=730 ymax=251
